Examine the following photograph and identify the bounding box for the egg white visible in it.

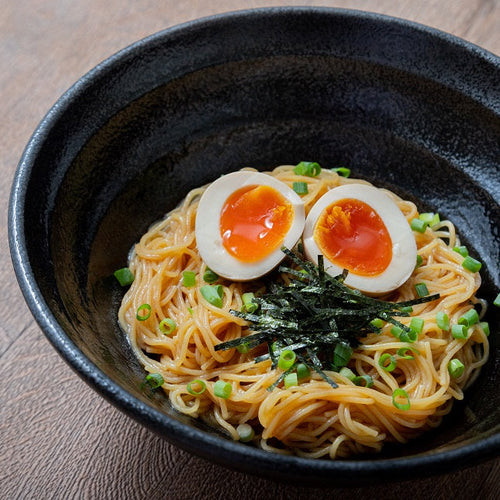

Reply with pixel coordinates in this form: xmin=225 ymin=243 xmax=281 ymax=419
xmin=195 ymin=171 xmax=305 ymax=281
xmin=303 ymin=184 xmax=417 ymax=294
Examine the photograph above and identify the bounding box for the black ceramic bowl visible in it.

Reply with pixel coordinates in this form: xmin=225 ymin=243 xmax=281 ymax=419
xmin=9 ymin=7 xmax=500 ymax=486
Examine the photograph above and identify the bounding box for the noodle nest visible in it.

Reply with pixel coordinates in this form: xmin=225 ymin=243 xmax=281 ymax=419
xmin=118 ymin=165 xmax=489 ymax=459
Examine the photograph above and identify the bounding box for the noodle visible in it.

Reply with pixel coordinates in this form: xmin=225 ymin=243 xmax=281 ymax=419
xmin=118 ymin=165 xmax=489 ymax=458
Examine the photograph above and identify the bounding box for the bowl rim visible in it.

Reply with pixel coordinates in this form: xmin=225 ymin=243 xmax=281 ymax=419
xmin=8 ymin=6 xmax=500 ymax=485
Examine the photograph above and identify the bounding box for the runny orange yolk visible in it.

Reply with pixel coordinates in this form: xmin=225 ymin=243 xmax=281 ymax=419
xmin=220 ymin=185 xmax=293 ymax=262
xmin=314 ymin=198 xmax=392 ymax=276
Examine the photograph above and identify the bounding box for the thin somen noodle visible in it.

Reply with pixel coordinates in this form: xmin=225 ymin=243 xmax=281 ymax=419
xmin=118 ymin=165 xmax=489 ymax=458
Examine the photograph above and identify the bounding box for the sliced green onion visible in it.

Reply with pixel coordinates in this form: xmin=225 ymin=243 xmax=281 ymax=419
xmin=339 ymin=367 xmax=356 ymax=381
xmin=370 ymin=318 xmax=385 ymax=333
xmin=494 ymin=292 xmax=500 ymax=307
xmin=411 ymin=218 xmax=428 ymax=233
xmin=278 ymin=350 xmax=296 ymax=370
xmin=391 ymin=325 xmax=403 ymax=339
xmin=451 ymin=324 xmax=468 ymax=339
xmin=415 ymin=255 xmax=423 ymax=268
xmin=293 ymin=181 xmax=308 ymax=195
xmin=392 ymin=388 xmax=411 ymax=410
xmin=332 ymin=167 xmax=351 ymax=177
xmin=187 ymin=379 xmax=206 ymax=395
xmin=353 ymin=375 xmax=374 ymax=388
xmin=479 ymin=321 xmax=490 ymax=337
xmin=236 ymin=343 xmax=250 ymax=354
xmin=200 ymin=284 xmax=224 ymax=308
xmin=159 ymin=318 xmax=176 ymax=335
xmin=136 ymin=303 xmax=152 ymax=321
xmin=182 ymin=270 xmax=196 ymax=287
xmin=203 ymin=268 xmax=219 ymax=283
xmin=145 ymin=373 xmax=164 ymax=389
xmin=458 ymin=308 xmax=479 ymax=327
xmin=419 ymin=212 xmax=440 ymax=227
xmin=400 ymin=329 xmax=418 ymax=343
xmin=400 ymin=306 xmax=413 ymax=314
xmin=284 ymin=372 xmax=298 ymax=389
xmin=242 ymin=292 xmax=258 ymax=313
xmin=114 ymin=267 xmax=134 ymax=286
xmin=453 ymin=245 xmax=469 ymax=258
xmin=397 ymin=346 xmax=420 ymax=360
xmin=410 ymin=317 xmax=424 ymax=335
xmin=187 ymin=307 xmax=194 ymax=315
xmin=415 ymin=282 xmax=429 ymax=297
xmin=448 ymin=359 xmax=465 ymax=378
xmin=379 ymin=353 xmax=397 ymax=372
xmin=436 ymin=311 xmax=450 ymax=331
xmin=462 ymin=256 xmax=482 ymax=273
xmin=236 ymin=423 xmax=255 ymax=442
xmin=333 ymin=343 xmax=353 ymax=368
xmin=214 ymin=380 xmax=232 ymax=399
xmin=294 ymin=161 xmax=321 ymax=177
xmin=296 ymin=363 xmax=310 ymax=380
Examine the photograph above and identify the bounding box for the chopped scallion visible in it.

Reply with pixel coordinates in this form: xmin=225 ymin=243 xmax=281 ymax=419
xmin=236 ymin=423 xmax=255 ymax=442
xmin=436 ymin=311 xmax=450 ymax=331
xmin=284 ymin=372 xmax=298 ymax=389
xmin=411 ymin=218 xmax=428 ymax=233
xmin=379 ymin=353 xmax=397 ymax=372
xmin=448 ymin=359 xmax=465 ymax=378
xmin=400 ymin=306 xmax=413 ymax=314
xmin=462 ymin=256 xmax=482 ymax=273
xmin=182 ymin=270 xmax=196 ymax=287
xmin=294 ymin=161 xmax=321 ymax=177
xmin=494 ymin=293 xmax=500 ymax=307
xmin=278 ymin=350 xmax=296 ymax=370
xmin=458 ymin=308 xmax=479 ymax=327
xmin=296 ymin=363 xmax=310 ymax=380
xmin=187 ymin=379 xmax=206 ymax=395
xmin=415 ymin=255 xmax=423 ymax=268
xmin=136 ymin=303 xmax=152 ymax=321
xmin=370 ymin=318 xmax=385 ymax=332
xmin=333 ymin=343 xmax=353 ymax=368
xmin=114 ymin=267 xmax=134 ymax=286
xmin=200 ymin=284 xmax=224 ymax=308
xmin=392 ymin=388 xmax=411 ymax=410
xmin=159 ymin=318 xmax=176 ymax=335
xmin=242 ymin=292 xmax=258 ymax=313
xmin=293 ymin=181 xmax=308 ymax=195
xmin=203 ymin=268 xmax=219 ymax=283
xmin=410 ymin=317 xmax=424 ymax=335
xmin=451 ymin=324 xmax=468 ymax=339
xmin=479 ymin=321 xmax=490 ymax=337
xmin=391 ymin=325 xmax=403 ymax=339
xmin=400 ymin=329 xmax=418 ymax=343
xmin=339 ymin=367 xmax=356 ymax=381
xmin=236 ymin=343 xmax=250 ymax=354
xmin=145 ymin=373 xmax=164 ymax=389
xmin=415 ymin=282 xmax=429 ymax=297
xmin=397 ymin=346 xmax=420 ymax=360
xmin=419 ymin=212 xmax=440 ymax=227
xmin=353 ymin=375 xmax=374 ymax=388
xmin=332 ymin=167 xmax=351 ymax=177
xmin=453 ymin=245 xmax=469 ymax=258
xmin=213 ymin=380 xmax=232 ymax=399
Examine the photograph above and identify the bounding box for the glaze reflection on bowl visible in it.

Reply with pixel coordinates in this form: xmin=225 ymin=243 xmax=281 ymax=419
xmin=8 ymin=7 xmax=500 ymax=486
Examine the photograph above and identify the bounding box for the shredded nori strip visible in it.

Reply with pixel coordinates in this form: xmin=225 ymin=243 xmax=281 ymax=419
xmin=215 ymin=247 xmax=439 ymax=389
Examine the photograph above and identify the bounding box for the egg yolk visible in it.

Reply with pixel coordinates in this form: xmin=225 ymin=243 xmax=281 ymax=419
xmin=313 ymin=198 xmax=392 ymax=276
xmin=220 ymin=185 xmax=294 ymax=262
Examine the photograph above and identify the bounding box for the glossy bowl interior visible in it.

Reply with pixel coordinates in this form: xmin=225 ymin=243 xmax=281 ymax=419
xmin=9 ymin=7 xmax=500 ymax=486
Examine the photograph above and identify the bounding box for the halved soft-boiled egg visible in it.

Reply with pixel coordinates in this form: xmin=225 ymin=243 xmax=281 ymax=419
xmin=195 ymin=171 xmax=305 ymax=281
xmin=303 ymin=184 xmax=417 ymax=294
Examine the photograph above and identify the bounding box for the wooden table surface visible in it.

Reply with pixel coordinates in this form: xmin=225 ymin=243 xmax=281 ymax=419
xmin=1 ymin=1 xmax=498 ymax=499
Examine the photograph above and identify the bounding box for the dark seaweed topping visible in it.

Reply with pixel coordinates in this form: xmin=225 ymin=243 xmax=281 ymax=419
xmin=215 ymin=248 xmax=439 ymax=389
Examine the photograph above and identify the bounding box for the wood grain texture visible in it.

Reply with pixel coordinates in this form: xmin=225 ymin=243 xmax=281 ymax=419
xmin=1 ymin=1 xmax=498 ymax=498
